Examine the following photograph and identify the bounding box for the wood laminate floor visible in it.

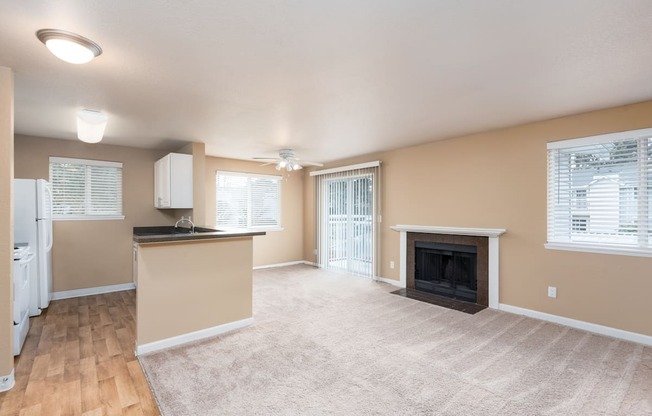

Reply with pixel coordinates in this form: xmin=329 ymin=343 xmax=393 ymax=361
xmin=0 ymin=290 xmax=159 ymax=416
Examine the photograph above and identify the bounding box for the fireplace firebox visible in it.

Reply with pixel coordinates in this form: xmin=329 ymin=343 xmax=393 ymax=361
xmin=414 ymin=241 xmax=477 ymax=303
xmin=405 ymin=232 xmax=489 ymax=308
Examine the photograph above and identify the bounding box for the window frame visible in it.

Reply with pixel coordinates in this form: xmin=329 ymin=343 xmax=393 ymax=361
xmin=546 ymin=127 xmax=651 ymax=257
xmin=49 ymin=156 xmax=125 ymax=221
xmin=215 ymin=170 xmax=283 ymax=231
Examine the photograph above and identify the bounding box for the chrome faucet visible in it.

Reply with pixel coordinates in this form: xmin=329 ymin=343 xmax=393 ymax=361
xmin=175 ymin=216 xmax=195 ymax=233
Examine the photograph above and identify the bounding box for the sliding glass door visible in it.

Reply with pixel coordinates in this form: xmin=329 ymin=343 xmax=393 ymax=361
xmin=325 ymin=174 xmax=374 ymax=275
xmin=314 ymin=162 xmax=380 ymax=278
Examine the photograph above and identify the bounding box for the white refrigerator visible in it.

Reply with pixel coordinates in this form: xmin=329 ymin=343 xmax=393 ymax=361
xmin=14 ymin=179 xmax=53 ymax=316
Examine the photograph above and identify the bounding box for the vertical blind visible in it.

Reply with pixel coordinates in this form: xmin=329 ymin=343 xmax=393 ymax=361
xmin=312 ymin=161 xmax=381 ymax=277
xmin=49 ymin=157 xmax=123 ymax=219
xmin=216 ymin=171 xmax=281 ymax=229
xmin=547 ymin=128 xmax=651 ymax=252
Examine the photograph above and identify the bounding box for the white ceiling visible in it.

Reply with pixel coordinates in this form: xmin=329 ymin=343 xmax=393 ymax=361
xmin=2 ymin=1 xmax=652 ymax=163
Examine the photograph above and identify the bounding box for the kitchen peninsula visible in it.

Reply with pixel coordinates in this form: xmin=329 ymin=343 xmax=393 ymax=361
xmin=133 ymin=226 xmax=265 ymax=354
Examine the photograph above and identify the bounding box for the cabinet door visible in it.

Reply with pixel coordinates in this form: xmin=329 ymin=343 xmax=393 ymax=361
xmin=154 ymin=155 xmax=171 ymax=208
xmin=169 ymin=153 xmax=193 ymax=208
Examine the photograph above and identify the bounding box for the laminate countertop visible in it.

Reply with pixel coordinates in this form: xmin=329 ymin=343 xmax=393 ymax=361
xmin=133 ymin=226 xmax=265 ymax=244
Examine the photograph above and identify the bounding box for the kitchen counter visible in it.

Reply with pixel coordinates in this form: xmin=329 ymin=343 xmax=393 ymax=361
xmin=133 ymin=225 xmax=263 ymax=354
xmin=133 ymin=225 xmax=265 ymax=243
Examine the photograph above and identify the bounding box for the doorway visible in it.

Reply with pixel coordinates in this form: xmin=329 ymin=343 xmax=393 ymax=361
xmin=325 ymin=174 xmax=374 ymax=276
xmin=313 ymin=162 xmax=380 ymax=278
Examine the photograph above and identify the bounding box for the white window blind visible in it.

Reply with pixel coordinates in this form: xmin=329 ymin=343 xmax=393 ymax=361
xmin=547 ymin=128 xmax=651 ymax=256
xmin=216 ymin=171 xmax=281 ymax=229
xmin=49 ymin=157 xmax=124 ymax=220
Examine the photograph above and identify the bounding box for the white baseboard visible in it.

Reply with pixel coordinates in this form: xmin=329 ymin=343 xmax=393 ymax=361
xmin=499 ymin=303 xmax=652 ymax=347
xmin=136 ymin=317 xmax=254 ymax=355
xmin=253 ymin=260 xmax=318 ymax=270
xmin=0 ymin=369 xmax=14 ymax=393
xmin=52 ymin=282 xmax=136 ymax=301
xmin=374 ymin=275 xmax=404 ymax=287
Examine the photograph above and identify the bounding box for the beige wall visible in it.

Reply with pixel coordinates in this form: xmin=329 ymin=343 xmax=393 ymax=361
xmin=0 ymin=67 xmax=14 ymax=380
xmin=12 ymin=137 xmax=305 ymax=292
xmin=136 ymin=238 xmax=253 ymax=346
xmin=205 ymin=157 xmax=304 ymax=267
xmin=304 ymin=100 xmax=652 ymax=337
xmin=14 ymin=135 xmax=177 ymax=292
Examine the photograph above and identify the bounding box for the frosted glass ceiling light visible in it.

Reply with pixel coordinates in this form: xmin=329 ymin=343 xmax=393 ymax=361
xmin=77 ymin=109 xmax=107 ymax=143
xmin=36 ymin=29 xmax=102 ymax=64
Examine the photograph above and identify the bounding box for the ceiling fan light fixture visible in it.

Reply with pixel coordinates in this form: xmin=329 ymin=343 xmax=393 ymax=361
xmin=253 ymin=149 xmax=322 ymax=173
xmin=77 ymin=109 xmax=107 ymax=143
xmin=36 ymin=29 xmax=102 ymax=64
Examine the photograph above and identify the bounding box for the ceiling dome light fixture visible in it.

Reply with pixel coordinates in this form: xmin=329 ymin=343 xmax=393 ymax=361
xmin=77 ymin=109 xmax=108 ymax=143
xmin=36 ymin=29 xmax=102 ymax=64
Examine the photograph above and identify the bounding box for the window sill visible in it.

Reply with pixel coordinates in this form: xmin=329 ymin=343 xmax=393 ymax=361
xmin=54 ymin=215 xmax=125 ymax=221
xmin=545 ymin=242 xmax=652 ymax=258
xmin=219 ymin=226 xmax=284 ymax=233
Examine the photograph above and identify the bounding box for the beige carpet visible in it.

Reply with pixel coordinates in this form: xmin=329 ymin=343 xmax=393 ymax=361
xmin=139 ymin=265 xmax=652 ymax=415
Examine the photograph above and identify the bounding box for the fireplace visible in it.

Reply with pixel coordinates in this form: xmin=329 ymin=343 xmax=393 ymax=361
xmin=414 ymin=241 xmax=478 ymax=303
xmin=392 ymin=225 xmax=506 ymax=309
xmin=405 ymin=232 xmax=490 ymax=307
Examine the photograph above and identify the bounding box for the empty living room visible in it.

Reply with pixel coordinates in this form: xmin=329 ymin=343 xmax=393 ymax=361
xmin=1 ymin=1 xmax=651 ymax=415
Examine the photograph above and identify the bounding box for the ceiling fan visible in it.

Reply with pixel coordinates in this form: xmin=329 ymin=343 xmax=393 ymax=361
xmin=253 ymin=149 xmax=323 ymax=172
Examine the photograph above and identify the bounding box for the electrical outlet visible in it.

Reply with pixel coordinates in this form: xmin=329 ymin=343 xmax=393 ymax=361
xmin=548 ymin=286 xmax=557 ymax=298
xmin=390 ymin=261 xmax=395 ymax=269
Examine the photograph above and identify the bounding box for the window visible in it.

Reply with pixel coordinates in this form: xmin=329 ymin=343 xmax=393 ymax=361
xmin=571 ymin=215 xmax=589 ymax=232
xmin=215 ymin=171 xmax=281 ymax=230
xmin=572 ymin=189 xmax=587 ymax=209
xmin=547 ymin=128 xmax=651 ymax=256
xmin=49 ymin=157 xmax=124 ymax=220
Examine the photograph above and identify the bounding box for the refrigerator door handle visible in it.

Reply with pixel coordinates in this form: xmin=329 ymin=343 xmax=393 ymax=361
xmin=18 ymin=252 xmax=36 ymax=265
xmin=45 ymin=221 xmax=53 ymax=251
xmin=44 ymin=184 xmax=54 ymax=251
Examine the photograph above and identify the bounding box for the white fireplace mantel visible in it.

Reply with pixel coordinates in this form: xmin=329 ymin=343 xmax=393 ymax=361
xmin=391 ymin=225 xmax=506 ymax=309
xmin=390 ymin=225 xmax=506 ymax=238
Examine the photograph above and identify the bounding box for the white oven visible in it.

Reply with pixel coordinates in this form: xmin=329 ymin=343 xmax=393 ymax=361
xmin=13 ymin=244 xmax=33 ymax=355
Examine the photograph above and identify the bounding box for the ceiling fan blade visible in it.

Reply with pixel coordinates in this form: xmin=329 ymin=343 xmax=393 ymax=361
xmin=259 ymin=161 xmax=276 ymax=166
xmin=252 ymin=157 xmax=279 ymax=162
xmin=297 ymin=161 xmax=324 ymax=167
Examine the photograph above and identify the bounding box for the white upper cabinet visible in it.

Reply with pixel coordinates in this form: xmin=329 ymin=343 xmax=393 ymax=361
xmin=154 ymin=153 xmax=193 ymax=209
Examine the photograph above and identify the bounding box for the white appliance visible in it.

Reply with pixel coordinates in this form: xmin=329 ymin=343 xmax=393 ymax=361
xmin=14 ymin=179 xmax=54 ymax=316
xmin=13 ymin=243 xmax=33 ymax=355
